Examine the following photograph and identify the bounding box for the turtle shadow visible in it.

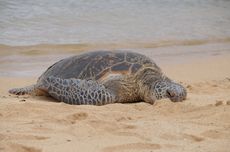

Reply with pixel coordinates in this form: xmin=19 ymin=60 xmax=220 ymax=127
xmin=34 ymin=95 xmax=60 ymax=103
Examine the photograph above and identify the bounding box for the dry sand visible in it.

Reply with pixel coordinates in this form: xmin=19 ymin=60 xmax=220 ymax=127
xmin=0 ymin=45 xmax=230 ymax=152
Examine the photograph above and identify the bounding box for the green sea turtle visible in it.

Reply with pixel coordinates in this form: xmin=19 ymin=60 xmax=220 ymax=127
xmin=9 ymin=51 xmax=187 ymax=105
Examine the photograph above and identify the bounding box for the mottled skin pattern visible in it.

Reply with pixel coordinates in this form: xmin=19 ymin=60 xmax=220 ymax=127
xmin=153 ymin=81 xmax=186 ymax=102
xmin=9 ymin=51 xmax=187 ymax=105
xmin=39 ymin=76 xmax=116 ymax=105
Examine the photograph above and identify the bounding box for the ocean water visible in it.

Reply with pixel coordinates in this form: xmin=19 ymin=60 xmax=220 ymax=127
xmin=0 ymin=0 xmax=230 ymax=46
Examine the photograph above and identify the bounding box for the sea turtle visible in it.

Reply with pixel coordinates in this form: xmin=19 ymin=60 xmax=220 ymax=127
xmin=9 ymin=51 xmax=187 ymax=105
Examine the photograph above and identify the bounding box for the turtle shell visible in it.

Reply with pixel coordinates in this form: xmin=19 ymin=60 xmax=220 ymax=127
xmin=38 ymin=51 xmax=159 ymax=82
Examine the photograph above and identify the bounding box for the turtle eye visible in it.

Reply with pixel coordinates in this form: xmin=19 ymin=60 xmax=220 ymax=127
xmin=166 ymin=89 xmax=175 ymax=98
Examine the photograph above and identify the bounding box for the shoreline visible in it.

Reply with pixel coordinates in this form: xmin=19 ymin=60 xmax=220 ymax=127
xmin=1 ymin=37 xmax=230 ymax=55
xmin=1 ymin=38 xmax=230 ymax=77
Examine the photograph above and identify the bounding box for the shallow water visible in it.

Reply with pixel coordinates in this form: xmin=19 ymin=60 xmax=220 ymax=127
xmin=1 ymin=42 xmax=230 ymax=77
xmin=0 ymin=0 xmax=230 ymax=45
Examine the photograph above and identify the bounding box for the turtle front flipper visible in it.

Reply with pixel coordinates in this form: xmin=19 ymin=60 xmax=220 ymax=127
xmin=9 ymin=85 xmax=37 ymax=95
xmin=38 ymin=76 xmax=117 ymax=105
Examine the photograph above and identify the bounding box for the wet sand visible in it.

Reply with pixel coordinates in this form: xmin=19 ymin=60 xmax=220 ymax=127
xmin=0 ymin=42 xmax=230 ymax=152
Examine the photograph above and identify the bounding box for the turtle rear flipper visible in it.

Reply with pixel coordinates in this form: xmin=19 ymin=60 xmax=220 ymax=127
xmin=9 ymin=85 xmax=37 ymax=95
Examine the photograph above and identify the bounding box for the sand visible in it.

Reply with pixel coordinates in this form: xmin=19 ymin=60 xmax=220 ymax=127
xmin=0 ymin=45 xmax=230 ymax=152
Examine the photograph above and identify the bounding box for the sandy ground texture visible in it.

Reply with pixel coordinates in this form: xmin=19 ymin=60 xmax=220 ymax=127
xmin=0 ymin=49 xmax=230 ymax=152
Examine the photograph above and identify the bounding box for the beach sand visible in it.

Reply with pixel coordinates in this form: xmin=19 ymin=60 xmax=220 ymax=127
xmin=0 ymin=44 xmax=230 ymax=152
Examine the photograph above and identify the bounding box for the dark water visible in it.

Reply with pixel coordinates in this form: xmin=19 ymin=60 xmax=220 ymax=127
xmin=0 ymin=0 xmax=230 ymax=45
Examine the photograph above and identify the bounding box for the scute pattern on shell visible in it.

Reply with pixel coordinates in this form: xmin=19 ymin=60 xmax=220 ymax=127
xmin=38 ymin=51 xmax=159 ymax=83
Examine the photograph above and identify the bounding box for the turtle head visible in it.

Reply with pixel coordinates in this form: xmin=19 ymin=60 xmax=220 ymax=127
xmin=153 ymin=80 xmax=187 ymax=102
